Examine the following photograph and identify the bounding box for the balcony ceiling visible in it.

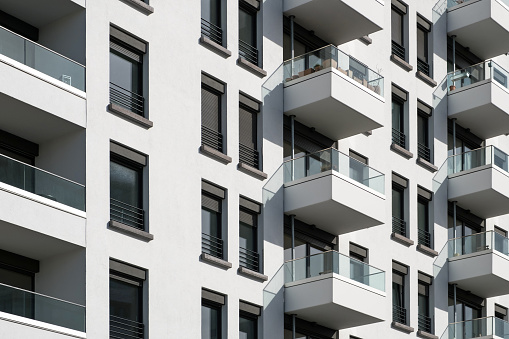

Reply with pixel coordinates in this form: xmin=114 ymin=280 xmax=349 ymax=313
xmin=0 ymin=0 xmax=84 ymax=28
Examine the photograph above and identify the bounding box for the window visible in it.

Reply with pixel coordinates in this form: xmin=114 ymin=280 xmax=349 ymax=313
xmin=283 ymin=315 xmax=337 ymax=338
xmin=495 ymin=227 xmax=508 ymax=253
xmin=447 ymin=285 xmax=483 ymax=326
xmin=417 ymin=100 xmax=433 ymax=162
xmin=447 ymin=203 xmax=484 ymax=248
xmin=202 ymin=289 xmax=225 ymax=339
xmin=239 ymin=301 xmax=261 ymax=339
xmin=239 ymin=1 xmax=259 ymax=65
xmin=418 ymin=272 xmax=433 ymax=334
xmin=495 ymin=304 xmax=508 ymax=336
xmin=239 ymin=93 xmax=261 ymax=170
xmin=392 ymin=85 xmax=407 ymax=149
xmin=239 ymin=196 xmax=261 ymax=272
xmin=417 ymin=15 xmax=431 ymax=76
xmin=110 ymin=142 xmax=147 ymax=231
xmin=391 ymin=0 xmax=407 ymax=60
xmin=418 ymin=186 xmax=433 ymax=248
xmin=283 ymin=216 xmax=334 ymax=262
xmin=392 ymin=261 xmax=408 ymax=325
xmin=349 ymin=150 xmax=368 ymax=185
xmin=110 ymin=259 xmax=146 ymax=339
xmin=202 ymin=181 xmax=226 ymax=259
xmin=350 ymin=243 xmax=368 ymax=285
xmin=392 ymin=173 xmax=408 ymax=237
xmin=201 ymin=0 xmax=222 ymax=45
xmin=109 ymin=26 xmax=147 ymax=117
xmin=202 ymin=74 xmax=225 ymax=153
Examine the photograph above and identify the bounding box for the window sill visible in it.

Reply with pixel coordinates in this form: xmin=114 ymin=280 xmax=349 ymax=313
xmin=417 ymin=244 xmax=438 ymax=258
xmin=238 ymin=162 xmax=268 ymax=180
xmin=199 ymin=36 xmax=232 ymax=58
xmin=200 ymin=145 xmax=232 ymax=164
xmin=417 ymin=157 xmax=438 ymax=172
xmin=359 ymin=35 xmax=372 ymax=45
xmin=416 ymin=71 xmax=437 ymax=88
xmin=390 ymin=54 xmax=413 ymax=72
xmin=200 ymin=253 xmax=232 ymax=270
xmin=417 ymin=330 xmax=438 ymax=339
xmin=108 ymin=103 xmax=153 ymax=129
xmin=238 ymin=266 xmax=268 ymax=282
xmin=108 ymin=220 xmax=154 ymax=241
xmin=237 ymin=57 xmax=267 ymax=78
xmin=391 ymin=143 xmax=413 ymax=159
xmin=392 ymin=322 xmax=415 ymax=334
xmin=391 ymin=232 xmax=414 ymax=247
xmin=119 ymin=0 xmax=154 ymax=14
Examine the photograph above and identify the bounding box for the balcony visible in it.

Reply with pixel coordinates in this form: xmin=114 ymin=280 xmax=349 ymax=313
xmin=447 ymin=0 xmax=509 ymax=59
xmin=283 ymin=148 xmax=385 ymax=235
xmin=448 ymin=60 xmax=509 ymax=139
xmin=448 ymin=231 xmax=509 ymax=298
xmin=440 ymin=317 xmax=509 ymax=339
xmin=447 ymin=146 xmax=509 ymax=219
xmin=0 ymin=282 xmax=85 ymax=336
xmin=283 ymin=0 xmax=384 ymax=45
xmin=284 ymin=45 xmax=384 ymax=140
xmin=284 ymin=251 xmax=386 ymax=330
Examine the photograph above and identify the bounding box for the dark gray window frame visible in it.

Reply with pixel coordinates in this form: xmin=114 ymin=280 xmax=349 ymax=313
xmin=392 ymin=261 xmax=408 ymax=325
xmin=202 ymin=180 xmax=226 ymax=259
xmin=239 ymin=196 xmax=261 ymax=272
xmin=239 ymin=93 xmax=261 ymax=170
xmin=202 ymin=74 xmax=226 ymax=154
xmin=202 ymin=288 xmax=225 ymax=339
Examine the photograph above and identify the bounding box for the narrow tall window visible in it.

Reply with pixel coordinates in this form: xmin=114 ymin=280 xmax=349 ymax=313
xmin=418 ymin=186 xmax=433 ymax=248
xmin=239 ymin=301 xmax=261 ymax=339
xmin=349 ymin=150 xmax=368 ymax=186
xmin=239 ymin=196 xmax=261 ymax=273
xmin=202 ymin=181 xmax=226 ymax=259
xmin=109 ymin=26 xmax=147 ymax=117
xmin=239 ymin=2 xmax=259 ymax=66
xmin=392 ymin=173 xmax=408 ymax=237
xmin=495 ymin=227 xmax=508 ymax=254
xmin=349 ymin=243 xmax=368 ymax=285
xmin=202 ymin=289 xmax=225 ymax=339
xmin=391 ymin=1 xmax=407 ymax=61
xmin=202 ymin=74 xmax=225 ymax=153
xmin=417 ymin=15 xmax=431 ymax=76
xmin=495 ymin=304 xmax=508 ymax=337
xmin=417 ymin=101 xmax=433 ymax=163
xmin=202 ymin=0 xmax=222 ymax=45
xmin=392 ymin=261 xmax=408 ymax=325
xmin=239 ymin=94 xmax=261 ymax=170
xmin=418 ymin=272 xmax=433 ymax=334
xmin=391 ymin=85 xmax=407 ymax=150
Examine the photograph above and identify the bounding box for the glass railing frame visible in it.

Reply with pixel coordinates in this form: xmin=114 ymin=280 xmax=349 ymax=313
xmin=440 ymin=316 xmax=509 ymax=339
xmin=448 ymin=230 xmax=509 ymax=258
xmin=447 ymin=145 xmax=509 ymax=176
xmin=447 ymin=0 xmax=509 ymax=9
xmin=447 ymin=59 xmax=509 ymax=93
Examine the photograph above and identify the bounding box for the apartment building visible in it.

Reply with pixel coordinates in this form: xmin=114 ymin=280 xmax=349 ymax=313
xmin=1 ymin=0 xmax=509 ymax=338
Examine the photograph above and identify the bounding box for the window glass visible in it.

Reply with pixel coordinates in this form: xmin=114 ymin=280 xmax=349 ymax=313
xmin=202 ymin=304 xmax=221 ymax=339
xmin=202 ymin=208 xmax=220 ymax=238
xmin=392 ymin=101 xmax=403 ymax=131
xmin=283 ymin=235 xmax=306 ymax=261
xmin=240 ymin=222 xmax=256 ymax=251
xmin=391 ymin=9 xmax=403 ymax=45
xmin=392 ymin=187 xmax=403 ymax=220
xmin=202 ymin=0 xmax=220 ymax=27
xmin=110 ymin=50 xmax=141 ymax=95
xmin=393 ymin=281 xmax=404 ymax=308
xmin=110 ymin=160 xmax=142 ymax=209
xmin=239 ymin=315 xmax=257 ymax=339
xmin=417 ymin=27 xmax=427 ymax=62
xmin=239 ymin=8 xmax=256 ymax=47
xmin=418 ymin=199 xmax=428 ymax=233
xmin=418 ymin=115 xmax=428 ymax=146
xmin=110 ymin=278 xmax=141 ymax=322
xmin=418 ymin=291 xmax=429 ymax=316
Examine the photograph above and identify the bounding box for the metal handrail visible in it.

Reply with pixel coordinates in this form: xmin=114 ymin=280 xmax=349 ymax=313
xmin=418 ymin=142 xmax=431 ymax=162
xmin=392 ymin=128 xmax=406 ymax=148
xmin=110 ymin=315 xmax=144 ymax=339
xmin=393 ymin=305 xmax=407 ymax=324
xmin=202 ymin=126 xmax=223 ymax=152
xmin=239 ymin=246 xmax=260 ymax=271
xmin=110 ymin=198 xmax=145 ymax=229
xmin=392 ymin=40 xmax=406 ymax=60
xmin=201 ymin=18 xmax=223 ymax=45
xmin=418 ymin=313 xmax=432 ymax=333
xmin=110 ymin=82 xmax=145 ymax=116
xmin=239 ymin=143 xmax=259 ymax=168
xmin=202 ymin=233 xmax=224 ymax=258
xmin=239 ymin=39 xmax=258 ymax=65
xmin=418 ymin=228 xmax=431 ymax=248
xmin=392 ymin=216 xmax=407 ymax=237
xmin=417 ymin=58 xmax=430 ymax=76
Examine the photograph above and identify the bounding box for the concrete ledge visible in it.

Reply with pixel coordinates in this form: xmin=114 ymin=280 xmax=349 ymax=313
xmin=200 ymin=253 xmax=232 ymax=269
xmin=391 ymin=143 xmax=414 ymax=159
xmin=237 ymin=57 xmax=267 ymax=77
xmin=200 ymin=36 xmax=232 ymax=58
xmin=417 ymin=330 xmax=438 ymax=339
xmin=108 ymin=103 xmax=153 ymax=129
xmin=417 ymin=157 xmax=438 ymax=172
xmin=390 ymin=54 xmax=413 ymax=72
xmin=417 ymin=244 xmax=438 ymax=257
xmin=237 ymin=162 xmax=268 ymax=180
xmin=392 ymin=321 xmax=415 ymax=333
xmin=200 ymin=145 xmax=232 ymax=164
xmin=416 ymin=71 xmax=437 ymax=87
xmin=391 ymin=232 xmax=414 ymax=247
xmin=359 ymin=35 xmax=372 ymax=45
xmin=119 ymin=0 xmax=154 ymax=14
xmin=108 ymin=220 xmax=154 ymax=241
xmin=238 ymin=266 xmax=268 ymax=281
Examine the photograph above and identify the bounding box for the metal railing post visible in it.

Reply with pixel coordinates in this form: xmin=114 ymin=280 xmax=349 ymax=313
xmin=291 ymin=115 xmax=295 ymax=181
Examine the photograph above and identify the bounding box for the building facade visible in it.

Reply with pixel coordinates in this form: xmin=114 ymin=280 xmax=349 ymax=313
xmin=0 ymin=0 xmax=509 ymax=338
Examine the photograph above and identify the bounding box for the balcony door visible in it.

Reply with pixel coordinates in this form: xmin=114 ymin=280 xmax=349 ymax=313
xmin=448 ymin=298 xmax=483 ymax=339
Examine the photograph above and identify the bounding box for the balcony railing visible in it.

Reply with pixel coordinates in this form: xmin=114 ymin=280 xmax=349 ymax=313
xmin=392 ymin=128 xmax=406 ymax=148
xmin=448 ymin=60 xmax=509 ymax=92
xmin=284 ymin=250 xmax=385 ymax=292
xmin=418 ymin=142 xmax=431 ymax=162
xmin=110 ymin=82 xmax=145 ymax=117
xmin=393 ymin=305 xmax=407 ymax=325
xmin=0 ymin=25 xmax=85 ymax=91
xmin=283 ymin=147 xmax=385 ymax=195
xmin=239 ymin=143 xmax=259 ymax=169
xmin=110 ymin=315 xmax=144 ymax=339
xmin=283 ymin=44 xmax=384 ymax=96
xmin=418 ymin=228 xmax=432 ymax=248
xmin=201 ymin=18 xmax=223 ymax=46
xmin=0 ymin=282 xmax=85 ymax=332
xmin=448 ymin=0 xmax=509 ymax=8
xmin=202 ymin=233 xmax=224 ymax=259
xmin=202 ymin=126 xmax=223 ymax=153
xmin=448 ymin=230 xmax=509 ymax=258
xmin=110 ymin=198 xmax=145 ymax=230
xmin=419 ymin=314 xmax=433 ymax=334
xmin=440 ymin=316 xmax=509 ymax=339
xmin=447 ymin=145 xmax=508 ymax=176
xmin=239 ymin=247 xmax=260 ymax=272
xmin=392 ymin=41 xmax=406 ymax=61
xmin=417 ymin=58 xmax=430 ymax=76
xmin=239 ymin=40 xmax=258 ymax=66
xmin=0 ymin=152 xmax=85 ymax=211
xmin=392 ymin=216 xmax=407 ymax=237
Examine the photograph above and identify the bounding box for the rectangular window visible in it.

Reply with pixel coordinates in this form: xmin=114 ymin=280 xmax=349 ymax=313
xmin=418 ymin=272 xmax=433 ymax=334
xmin=109 ymin=26 xmax=147 ymax=117
xmin=202 ymin=74 xmax=225 ymax=153
xmin=417 ymin=15 xmax=431 ymax=76
xmin=202 ymin=289 xmax=225 ymax=339
xmin=349 ymin=243 xmax=368 ymax=285
xmin=110 ymin=259 xmax=146 ymax=339
xmin=391 ymin=1 xmax=406 ymax=60
xmin=392 ymin=85 xmax=407 ymax=149
xmin=392 ymin=173 xmax=408 ymax=237
xmin=239 ymin=196 xmax=261 ymax=272
xmin=417 ymin=100 xmax=432 ymax=162
xmin=239 ymin=301 xmax=261 ymax=339
xmin=349 ymin=150 xmax=368 ymax=185
xmin=110 ymin=142 xmax=147 ymax=231
xmin=201 ymin=0 xmax=222 ymax=45
xmin=239 ymin=94 xmax=261 ymax=170
xmin=392 ymin=261 xmax=408 ymax=325
xmin=418 ymin=186 xmax=433 ymax=248
xmin=495 ymin=304 xmax=508 ymax=337
xmin=202 ymin=181 xmax=226 ymax=259
xmin=239 ymin=2 xmax=259 ymax=65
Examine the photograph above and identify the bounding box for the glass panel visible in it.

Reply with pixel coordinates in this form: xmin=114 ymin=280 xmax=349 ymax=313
xmin=239 ymin=316 xmax=256 ymax=339
xmin=202 ymin=208 xmax=220 ymax=238
xmin=418 ymin=115 xmax=428 ymax=146
xmin=202 ymin=304 xmax=220 ymax=339
xmin=110 ymin=279 xmax=141 ymax=322
xmin=110 ymin=50 xmax=141 ymax=95
xmin=448 ymin=231 xmax=501 ymax=258
xmin=448 ymin=146 xmax=508 ymax=176
xmin=392 ymin=9 xmax=403 ymax=45
xmin=239 ymin=222 xmax=256 ymax=251
xmin=392 ymin=101 xmax=403 ymax=131
xmin=202 ymin=0 xmax=220 ymax=26
xmin=448 ymin=0 xmax=509 ymax=8
xmin=417 ymin=28 xmax=427 ymax=62
xmin=239 ymin=8 xmax=256 ymax=47
xmin=392 ymin=188 xmax=403 ymax=219
xmin=418 ymin=293 xmax=429 ymax=317
xmin=110 ymin=160 xmax=141 ymax=209
xmin=446 ymin=60 xmax=509 ymax=92
xmin=418 ymin=200 xmax=428 ymax=232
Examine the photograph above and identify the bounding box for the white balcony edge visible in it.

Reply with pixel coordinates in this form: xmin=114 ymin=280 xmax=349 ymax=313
xmin=449 ymin=162 xmax=509 ymax=180
xmin=449 ymin=248 xmax=509 ymax=262
xmin=0 ymin=311 xmax=86 ymax=338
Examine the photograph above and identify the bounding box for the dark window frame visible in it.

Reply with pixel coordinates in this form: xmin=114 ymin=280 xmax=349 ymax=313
xmin=239 ymin=2 xmax=259 ymax=65
xmin=239 ymin=311 xmax=258 ymax=339
xmin=202 ymin=299 xmax=223 ymax=339
xmin=392 ymin=183 xmax=406 ymax=237
xmin=201 ymin=80 xmax=224 ymax=153
xmin=391 ymin=5 xmax=406 ymax=60
xmin=392 ymin=95 xmax=406 ymax=148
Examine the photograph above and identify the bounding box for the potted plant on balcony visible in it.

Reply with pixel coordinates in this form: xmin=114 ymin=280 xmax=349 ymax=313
xmin=314 ymin=64 xmax=322 ymax=72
